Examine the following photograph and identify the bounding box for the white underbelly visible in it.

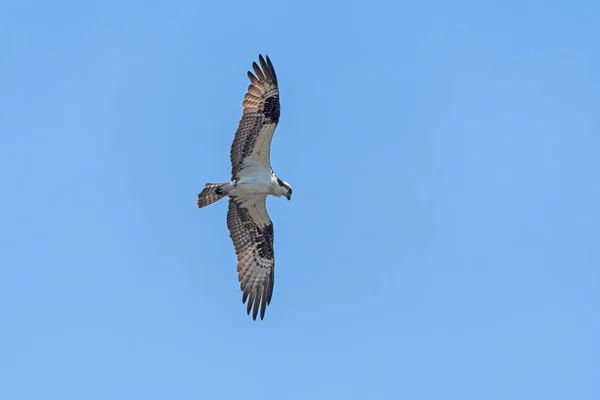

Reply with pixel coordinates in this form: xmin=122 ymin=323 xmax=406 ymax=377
xmin=231 ymin=175 xmax=272 ymax=196
xmin=231 ymin=158 xmax=274 ymax=195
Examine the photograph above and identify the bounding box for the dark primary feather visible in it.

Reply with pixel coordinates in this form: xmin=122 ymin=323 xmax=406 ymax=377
xmin=262 ymin=55 xmax=278 ymax=84
xmin=230 ymin=55 xmax=280 ymax=179
xmin=226 ymin=197 xmax=275 ymax=320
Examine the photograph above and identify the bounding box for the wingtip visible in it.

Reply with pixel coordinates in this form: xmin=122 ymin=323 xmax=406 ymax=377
xmin=247 ymin=70 xmax=260 ymax=86
xmin=243 ymin=292 xmax=267 ymax=321
xmin=245 ymin=54 xmax=277 ymax=86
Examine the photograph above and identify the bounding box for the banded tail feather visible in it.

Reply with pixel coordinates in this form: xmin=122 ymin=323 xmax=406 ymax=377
xmin=197 ymin=183 xmax=227 ymax=208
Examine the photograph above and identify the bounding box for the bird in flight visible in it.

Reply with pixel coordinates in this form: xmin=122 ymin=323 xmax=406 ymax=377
xmin=197 ymin=55 xmax=292 ymax=320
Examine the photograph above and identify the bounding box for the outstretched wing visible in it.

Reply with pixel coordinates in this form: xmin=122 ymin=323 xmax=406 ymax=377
xmin=230 ymin=54 xmax=280 ymax=179
xmin=226 ymin=195 xmax=275 ymax=320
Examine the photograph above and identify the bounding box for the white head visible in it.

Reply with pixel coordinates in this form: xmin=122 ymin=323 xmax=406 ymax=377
xmin=275 ymin=177 xmax=293 ymax=200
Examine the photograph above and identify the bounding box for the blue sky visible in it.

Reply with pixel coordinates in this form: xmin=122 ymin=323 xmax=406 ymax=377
xmin=1 ymin=0 xmax=599 ymax=398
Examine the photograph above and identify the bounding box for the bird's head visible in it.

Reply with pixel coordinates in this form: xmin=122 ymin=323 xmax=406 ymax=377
xmin=276 ymin=177 xmax=293 ymax=201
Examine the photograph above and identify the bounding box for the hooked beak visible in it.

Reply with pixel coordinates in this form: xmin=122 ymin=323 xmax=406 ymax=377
xmin=285 ymin=194 xmax=291 ymax=201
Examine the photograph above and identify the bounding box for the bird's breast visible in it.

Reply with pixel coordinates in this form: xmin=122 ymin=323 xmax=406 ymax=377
xmin=231 ymin=174 xmax=271 ymax=196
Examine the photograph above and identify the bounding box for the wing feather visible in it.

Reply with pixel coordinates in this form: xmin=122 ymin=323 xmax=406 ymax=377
xmin=230 ymin=55 xmax=280 ymax=179
xmin=264 ymin=56 xmax=278 ymax=85
xmin=259 ymin=55 xmax=277 ymax=84
xmin=248 ymin=86 xmax=262 ymax=97
xmin=252 ymin=62 xmax=266 ymax=81
xmin=226 ymin=196 xmax=275 ymax=320
xmin=247 ymin=71 xmax=261 ymax=86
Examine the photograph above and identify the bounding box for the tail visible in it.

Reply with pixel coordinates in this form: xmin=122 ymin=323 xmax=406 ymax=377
xmin=197 ymin=183 xmax=228 ymax=208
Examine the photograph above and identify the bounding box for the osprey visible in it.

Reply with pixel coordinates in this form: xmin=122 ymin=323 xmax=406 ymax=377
xmin=197 ymin=55 xmax=292 ymax=320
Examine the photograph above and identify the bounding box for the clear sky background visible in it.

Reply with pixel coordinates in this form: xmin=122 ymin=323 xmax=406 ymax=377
xmin=1 ymin=0 xmax=599 ymax=399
